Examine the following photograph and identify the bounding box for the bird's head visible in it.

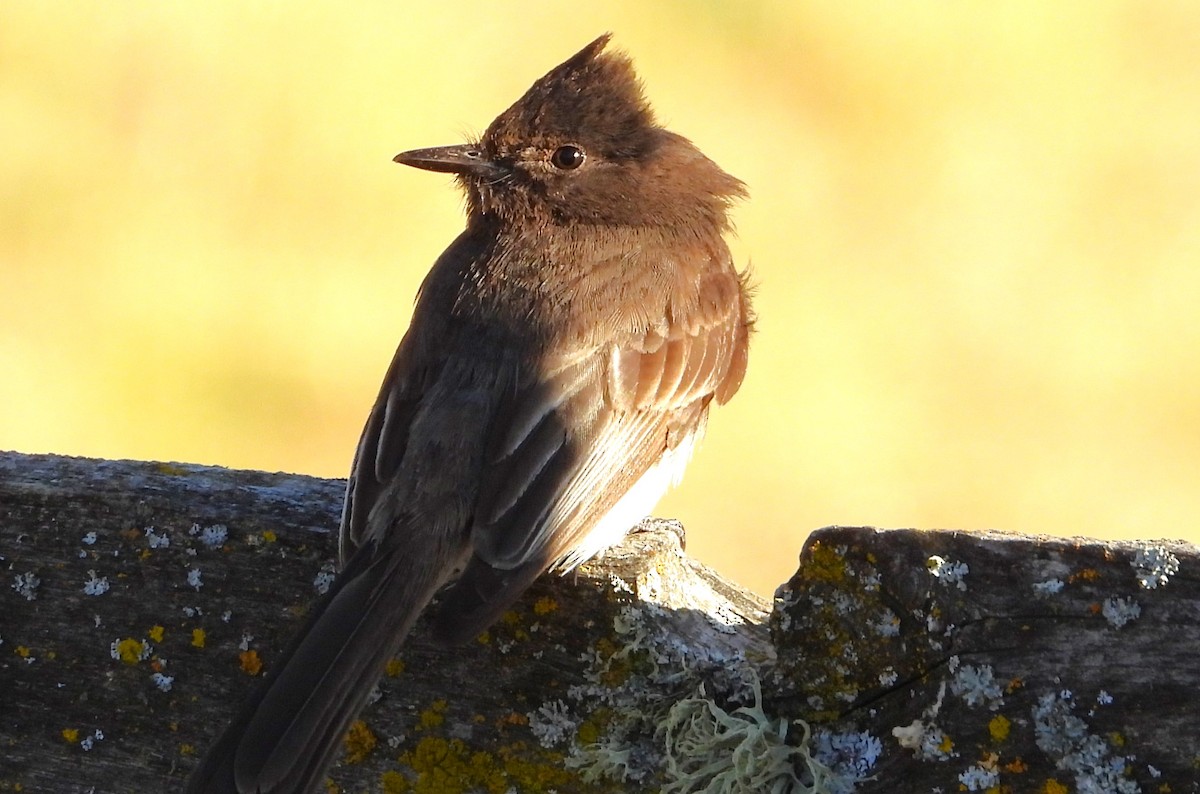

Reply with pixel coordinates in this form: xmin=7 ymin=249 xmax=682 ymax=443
xmin=394 ymin=34 xmax=745 ymax=230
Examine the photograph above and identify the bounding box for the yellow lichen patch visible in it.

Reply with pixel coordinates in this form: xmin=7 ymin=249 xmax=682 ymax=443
xmin=500 ymin=611 xmax=521 ymax=626
xmin=61 ymin=728 xmax=79 ymax=743
xmin=1040 ymin=780 xmax=1068 ymax=794
xmin=115 ymin=638 xmax=144 ymax=664
xmin=322 ymin=778 xmax=338 ymax=793
xmin=380 ymin=769 xmax=408 ymax=793
xmin=476 ymin=631 xmax=491 ymax=645
xmin=938 ymin=733 xmax=954 ymax=754
xmin=1157 ymin=785 xmax=1172 ymax=794
xmin=148 ymin=625 xmax=165 ymax=643
xmin=15 ymin=646 xmax=31 ymax=659
xmin=803 ymin=541 xmax=849 ymax=584
xmin=575 ymin=707 xmax=613 ymax=747
xmin=391 ymin=735 xmax=574 ymax=794
xmin=988 ymin=714 xmax=1011 ymax=742
xmin=532 ymin=597 xmax=558 ymax=616
xmin=179 ymin=743 xmax=197 ymax=757
xmin=343 ymin=720 xmax=377 ymax=764
xmin=419 ymin=699 xmax=448 ymax=730
xmin=386 ymin=658 xmax=405 ymax=677
xmin=155 ymin=462 xmax=189 ymax=475
xmin=261 ymin=530 xmax=277 ymax=543
xmin=1108 ymin=731 xmax=1126 ymax=747
xmin=398 ymin=736 xmax=481 ymax=793
xmin=239 ymin=649 xmax=263 ymax=676
xmin=191 ymin=628 xmax=206 ymax=648
xmin=496 ymin=742 xmax=573 ymax=792
xmin=1071 ymin=568 xmax=1101 ymax=583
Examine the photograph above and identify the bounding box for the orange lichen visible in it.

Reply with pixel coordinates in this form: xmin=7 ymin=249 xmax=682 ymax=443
xmin=239 ymin=649 xmax=263 ymax=676
xmin=498 ymin=712 xmax=527 ymax=728
xmin=1004 ymin=757 xmax=1028 ymax=774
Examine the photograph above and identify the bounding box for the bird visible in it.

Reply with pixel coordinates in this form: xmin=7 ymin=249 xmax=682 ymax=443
xmin=187 ymin=33 xmax=752 ymax=793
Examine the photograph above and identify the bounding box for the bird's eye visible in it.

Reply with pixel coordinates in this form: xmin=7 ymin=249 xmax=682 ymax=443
xmin=550 ymin=145 xmax=586 ymax=170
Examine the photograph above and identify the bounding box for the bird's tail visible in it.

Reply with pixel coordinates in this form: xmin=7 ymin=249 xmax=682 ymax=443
xmin=186 ymin=535 xmax=456 ymax=793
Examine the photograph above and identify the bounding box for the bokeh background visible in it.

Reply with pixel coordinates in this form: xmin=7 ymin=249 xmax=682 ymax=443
xmin=4 ymin=2 xmax=1198 ymax=598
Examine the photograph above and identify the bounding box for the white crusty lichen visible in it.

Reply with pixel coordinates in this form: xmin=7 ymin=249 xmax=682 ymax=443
xmin=191 ymin=522 xmax=229 ymax=548
xmin=1032 ymin=690 xmax=1138 ymax=793
xmin=1100 ymin=596 xmax=1140 ymax=629
xmin=528 ymin=699 xmax=574 ymax=747
xmin=1032 ymin=578 xmax=1065 ymax=595
xmin=82 ymin=569 xmax=110 ymax=596
xmin=892 ymin=682 xmax=956 ymax=762
xmin=144 ymin=526 xmax=170 ymax=548
xmin=313 ymin=562 xmax=337 ymax=594
xmin=79 ymin=729 xmax=105 ymax=751
xmin=949 ymin=663 xmax=1004 ymax=710
xmin=957 ymin=762 xmax=999 ymax=791
xmin=1130 ymin=544 xmax=1179 ymax=590
xmin=812 ymin=729 xmax=883 ymax=794
xmin=12 ymin=571 xmax=40 ymax=601
xmin=926 ymin=556 xmax=969 ymax=591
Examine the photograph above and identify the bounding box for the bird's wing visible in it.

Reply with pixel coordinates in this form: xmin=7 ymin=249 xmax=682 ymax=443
xmin=433 ymin=260 xmax=749 ymax=641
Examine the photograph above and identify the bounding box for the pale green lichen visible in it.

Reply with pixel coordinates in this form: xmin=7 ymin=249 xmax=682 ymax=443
xmin=544 ymin=594 xmax=873 ymax=793
xmin=658 ymin=679 xmax=832 ymax=794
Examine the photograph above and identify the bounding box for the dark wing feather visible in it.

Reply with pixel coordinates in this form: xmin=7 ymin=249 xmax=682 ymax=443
xmin=433 ymin=260 xmax=749 ymax=641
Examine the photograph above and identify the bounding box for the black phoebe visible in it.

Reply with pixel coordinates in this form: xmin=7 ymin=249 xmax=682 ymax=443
xmin=187 ymin=33 xmax=751 ymax=793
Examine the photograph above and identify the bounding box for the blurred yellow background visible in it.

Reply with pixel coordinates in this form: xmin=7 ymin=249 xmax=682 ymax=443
xmin=3 ymin=2 xmax=1198 ymax=598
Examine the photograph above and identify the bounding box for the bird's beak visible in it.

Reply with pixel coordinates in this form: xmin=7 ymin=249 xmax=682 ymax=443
xmin=393 ymin=145 xmax=506 ymax=179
